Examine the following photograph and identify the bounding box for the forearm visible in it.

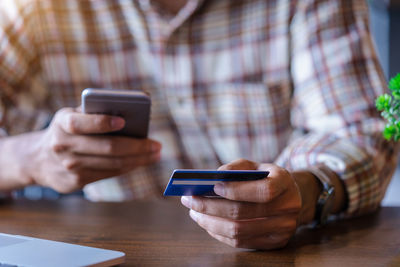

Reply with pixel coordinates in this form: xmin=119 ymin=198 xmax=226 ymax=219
xmin=293 ymin=170 xmax=346 ymax=225
xmin=277 ymin=123 xmax=396 ymax=217
xmin=0 ymin=133 xmax=39 ymax=191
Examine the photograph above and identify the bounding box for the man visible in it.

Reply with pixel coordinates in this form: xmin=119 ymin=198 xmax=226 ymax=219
xmin=0 ymin=0 xmax=397 ymax=249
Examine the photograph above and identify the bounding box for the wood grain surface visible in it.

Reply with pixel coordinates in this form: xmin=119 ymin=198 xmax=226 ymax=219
xmin=0 ymin=198 xmax=399 ymax=267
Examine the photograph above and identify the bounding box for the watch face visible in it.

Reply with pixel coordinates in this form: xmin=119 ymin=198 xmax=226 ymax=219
xmin=320 ymin=187 xmax=335 ymax=224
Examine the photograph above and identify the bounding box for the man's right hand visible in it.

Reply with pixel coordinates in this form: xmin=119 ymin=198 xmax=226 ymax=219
xmin=0 ymin=108 xmax=161 ymax=193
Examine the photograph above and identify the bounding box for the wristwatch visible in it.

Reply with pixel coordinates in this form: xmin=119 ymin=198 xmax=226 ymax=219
xmin=309 ymin=167 xmax=335 ymax=227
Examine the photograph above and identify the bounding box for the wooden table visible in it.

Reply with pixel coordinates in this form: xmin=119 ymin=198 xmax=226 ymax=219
xmin=0 ymin=198 xmax=399 ymax=267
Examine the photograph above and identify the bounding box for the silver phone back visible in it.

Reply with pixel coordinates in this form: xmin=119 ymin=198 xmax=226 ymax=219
xmin=81 ymin=88 xmax=151 ymax=138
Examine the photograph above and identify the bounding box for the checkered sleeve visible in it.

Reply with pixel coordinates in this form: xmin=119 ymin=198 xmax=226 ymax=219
xmin=275 ymin=0 xmax=399 ymax=216
xmin=0 ymin=0 xmax=45 ymax=137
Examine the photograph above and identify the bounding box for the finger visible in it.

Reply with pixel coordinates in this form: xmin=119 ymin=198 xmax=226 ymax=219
xmin=214 ymin=164 xmax=291 ymax=203
xmin=189 ymin=210 xmax=297 ymax=240
xmin=218 ymin=158 xmax=259 ymax=171
xmin=61 ymin=152 xmax=161 ymax=171
xmin=60 ymin=135 xmax=161 ymax=156
xmin=181 ymin=196 xmax=300 ymax=219
xmin=55 ymin=108 xmax=125 ymax=134
xmin=206 ymin=231 xmax=290 ymax=250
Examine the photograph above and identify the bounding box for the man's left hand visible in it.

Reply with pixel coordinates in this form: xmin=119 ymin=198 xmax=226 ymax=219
xmin=180 ymin=159 xmax=303 ymax=250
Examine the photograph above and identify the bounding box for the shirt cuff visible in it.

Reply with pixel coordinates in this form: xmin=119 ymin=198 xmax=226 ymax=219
xmin=306 ymin=165 xmax=335 ymax=185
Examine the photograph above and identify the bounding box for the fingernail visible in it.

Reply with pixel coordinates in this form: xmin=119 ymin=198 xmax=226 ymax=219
xmin=181 ymin=196 xmax=191 ymax=208
xmin=189 ymin=209 xmax=199 ymax=222
xmin=214 ymin=183 xmax=225 ymax=196
xmin=111 ymin=117 xmax=125 ymax=130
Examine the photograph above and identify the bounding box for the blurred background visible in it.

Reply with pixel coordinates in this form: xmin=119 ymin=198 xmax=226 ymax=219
xmin=369 ymin=0 xmax=400 ymax=206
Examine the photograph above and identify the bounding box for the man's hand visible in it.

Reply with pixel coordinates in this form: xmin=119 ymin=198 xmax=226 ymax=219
xmin=1 ymin=108 xmax=161 ymax=193
xmin=181 ymin=159 xmax=309 ymax=250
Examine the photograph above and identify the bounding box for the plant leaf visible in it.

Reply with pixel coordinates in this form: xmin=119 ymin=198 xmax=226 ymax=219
xmin=383 ymin=124 xmax=396 ymax=140
xmin=376 ymin=73 xmax=400 ymax=141
xmin=389 ymin=73 xmax=400 ymax=91
xmin=376 ymin=94 xmax=391 ymax=111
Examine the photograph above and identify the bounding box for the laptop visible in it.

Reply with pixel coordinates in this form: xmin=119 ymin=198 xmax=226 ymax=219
xmin=0 ymin=233 xmax=125 ymax=266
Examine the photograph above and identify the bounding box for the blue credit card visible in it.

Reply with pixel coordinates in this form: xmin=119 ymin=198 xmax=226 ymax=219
xmin=163 ymin=169 xmax=269 ymax=196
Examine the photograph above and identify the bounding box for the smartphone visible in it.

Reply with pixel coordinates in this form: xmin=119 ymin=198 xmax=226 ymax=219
xmin=163 ymin=169 xmax=269 ymax=196
xmin=81 ymin=88 xmax=151 ymax=138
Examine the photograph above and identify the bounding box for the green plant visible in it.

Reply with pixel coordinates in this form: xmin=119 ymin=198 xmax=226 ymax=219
xmin=376 ymin=73 xmax=400 ymax=141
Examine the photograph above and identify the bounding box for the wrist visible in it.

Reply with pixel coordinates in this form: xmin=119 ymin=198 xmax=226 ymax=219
xmin=0 ymin=132 xmax=42 ymax=190
xmin=309 ymin=166 xmax=346 ymax=214
xmin=291 ymin=170 xmax=322 ymax=225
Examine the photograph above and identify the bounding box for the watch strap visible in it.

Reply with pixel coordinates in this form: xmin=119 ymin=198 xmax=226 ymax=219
xmin=307 ymin=166 xmax=336 ymax=227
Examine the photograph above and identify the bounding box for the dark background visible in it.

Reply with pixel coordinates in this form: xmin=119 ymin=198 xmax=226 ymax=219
xmin=369 ymin=0 xmax=400 ymax=79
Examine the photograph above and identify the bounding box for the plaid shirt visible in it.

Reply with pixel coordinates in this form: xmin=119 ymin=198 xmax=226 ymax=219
xmin=0 ymin=0 xmax=397 ymax=215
